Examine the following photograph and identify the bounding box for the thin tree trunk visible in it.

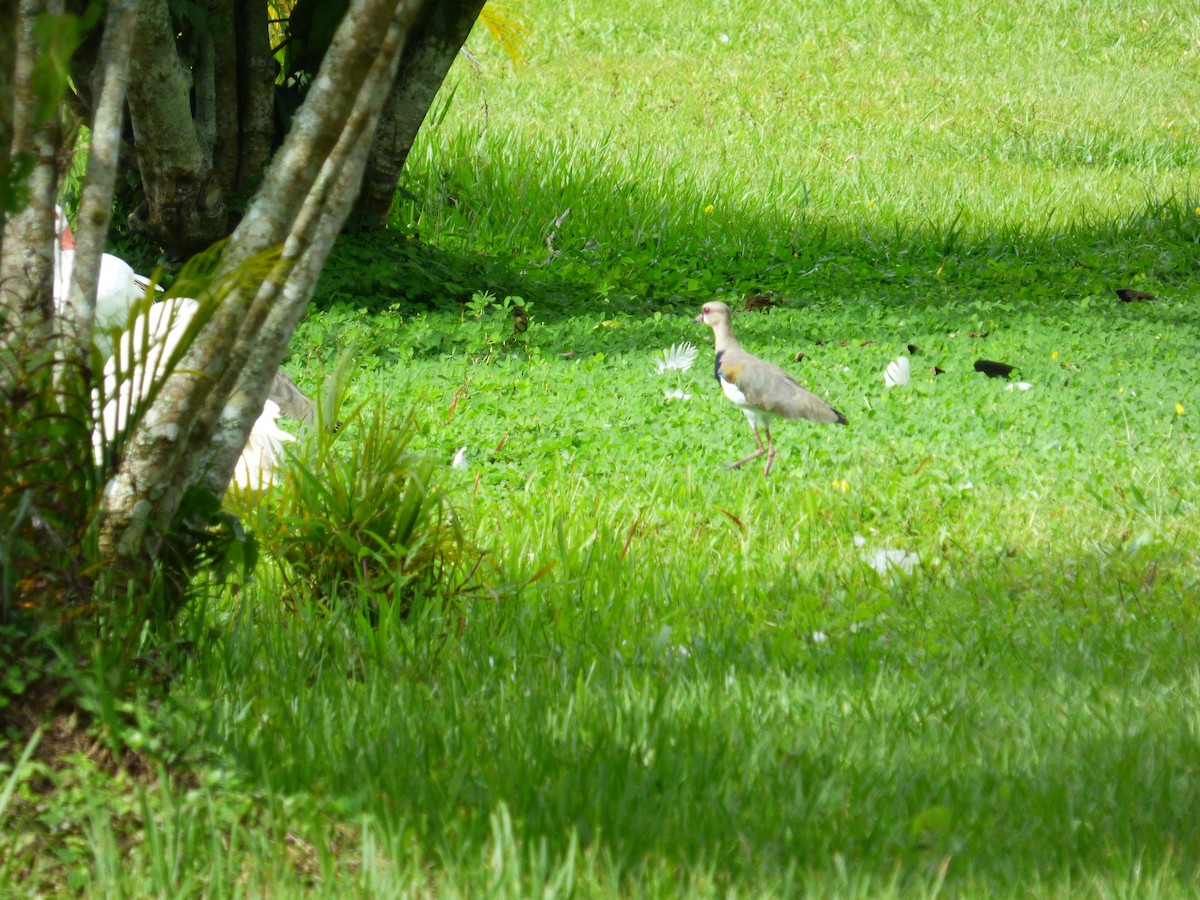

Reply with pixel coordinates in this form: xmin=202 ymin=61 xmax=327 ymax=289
xmin=191 ymin=21 xmax=216 ymax=171
xmin=0 ymin=0 xmax=17 ymax=246
xmin=99 ymin=0 xmax=422 ymax=566
xmin=208 ymin=0 xmax=240 ymax=200
xmin=352 ymin=0 xmax=486 ymax=230
xmin=0 ymin=0 xmax=61 ymax=348
xmin=60 ymin=0 xmax=140 ymax=372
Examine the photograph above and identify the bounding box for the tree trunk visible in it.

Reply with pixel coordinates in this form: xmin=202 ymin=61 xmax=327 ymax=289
xmin=207 ymin=0 xmax=241 ymax=201
xmin=204 ymin=42 xmax=408 ymax=495
xmin=125 ymin=0 xmax=226 ymax=254
xmin=98 ymin=0 xmax=424 ymax=568
xmin=235 ymin=1 xmax=276 ymax=195
xmin=351 ymin=0 xmax=486 ymax=231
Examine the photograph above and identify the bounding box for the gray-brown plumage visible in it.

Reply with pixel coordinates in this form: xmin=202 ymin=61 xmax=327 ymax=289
xmin=268 ymin=370 xmax=316 ymax=424
xmin=694 ymin=301 xmax=846 ymax=475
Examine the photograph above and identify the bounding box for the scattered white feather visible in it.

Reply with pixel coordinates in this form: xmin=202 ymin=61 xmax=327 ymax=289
xmin=884 ymin=355 xmax=911 ymax=387
xmin=1005 ymin=381 xmax=1033 ymax=392
xmin=811 ymin=630 xmax=829 ymax=644
xmin=854 ymin=533 xmax=919 ymax=576
xmin=451 ymin=446 xmax=468 ymax=468
xmin=655 ymin=341 xmax=698 ymax=373
xmin=866 ymin=548 xmax=920 ymax=576
xmin=663 ymin=388 xmax=692 ymax=401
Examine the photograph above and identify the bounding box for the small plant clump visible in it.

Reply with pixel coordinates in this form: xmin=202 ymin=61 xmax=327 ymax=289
xmin=232 ymin=358 xmax=480 ymax=621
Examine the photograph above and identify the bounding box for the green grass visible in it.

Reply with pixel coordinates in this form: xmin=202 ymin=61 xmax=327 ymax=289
xmin=7 ymin=0 xmax=1200 ymax=894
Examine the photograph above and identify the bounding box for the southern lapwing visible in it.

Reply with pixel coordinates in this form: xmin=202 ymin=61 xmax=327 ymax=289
xmin=694 ymin=301 xmax=847 ymax=475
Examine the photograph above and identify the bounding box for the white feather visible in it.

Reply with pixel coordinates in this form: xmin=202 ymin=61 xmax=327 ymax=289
xmin=97 ymin=296 xmax=200 ymax=446
xmin=718 ymin=373 xmax=749 ymax=407
xmin=655 ymin=342 xmax=698 ymax=373
xmin=884 ymin=355 xmax=910 ymax=387
xmin=867 ymin=547 xmax=920 ymax=576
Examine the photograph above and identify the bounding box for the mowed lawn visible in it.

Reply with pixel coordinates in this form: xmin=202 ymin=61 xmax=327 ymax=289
xmin=13 ymin=1 xmax=1200 ymax=896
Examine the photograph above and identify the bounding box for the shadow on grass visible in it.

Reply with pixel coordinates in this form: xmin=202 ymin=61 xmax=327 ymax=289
xmin=203 ymin=542 xmax=1200 ymax=891
xmin=317 ymin=146 xmax=1200 ymax=322
xmin=305 ymin=155 xmax=1200 ymax=380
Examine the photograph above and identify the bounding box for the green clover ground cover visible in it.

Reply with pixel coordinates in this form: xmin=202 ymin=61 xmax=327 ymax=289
xmin=8 ymin=0 xmax=1200 ymax=895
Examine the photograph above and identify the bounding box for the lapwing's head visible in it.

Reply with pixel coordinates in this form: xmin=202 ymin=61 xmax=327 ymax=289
xmin=693 ymin=301 xmax=732 ymax=329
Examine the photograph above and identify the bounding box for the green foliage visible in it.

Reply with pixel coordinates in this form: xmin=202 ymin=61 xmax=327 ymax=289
xmin=0 ymin=153 xmax=34 ymax=223
xmin=460 ymin=289 xmax=531 ymax=359
xmin=0 ymin=239 xmax=286 ymax=732
xmin=312 ymin=230 xmax=557 ymax=315
xmin=0 ymin=323 xmax=97 ymax=631
xmin=28 ymin=9 xmax=97 ymax=129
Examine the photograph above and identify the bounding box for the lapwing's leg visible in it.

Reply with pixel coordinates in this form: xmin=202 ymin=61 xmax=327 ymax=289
xmin=762 ymin=426 xmax=776 ymax=476
xmin=726 ymin=423 xmax=767 ymax=470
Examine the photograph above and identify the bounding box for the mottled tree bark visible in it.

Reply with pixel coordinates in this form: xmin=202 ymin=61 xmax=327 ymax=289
xmin=351 ymin=0 xmax=486 ymax=230
xmin=191 ymin=19 xmax=217 ymax=169
xmin=0 ymin=0 xmax=61 ymax=348
xmin=64 ymin=2 xmax=486 ymax=253
xmin=204 ymin=11 xmax=417 ymax=494
xmin=208 ymin=0 xmax=241 ymax=200
xmin=126 ymin=0 xmax=225 ymax=254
